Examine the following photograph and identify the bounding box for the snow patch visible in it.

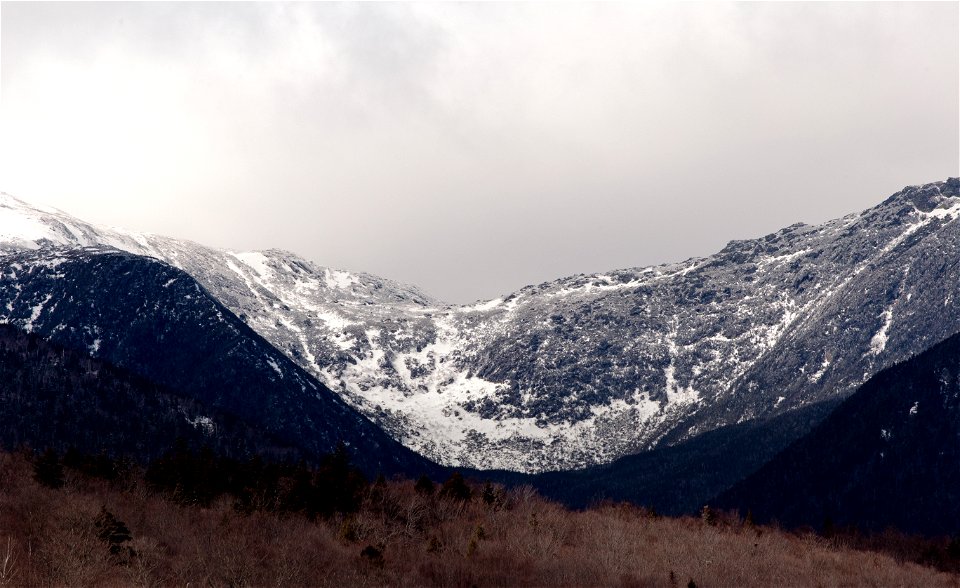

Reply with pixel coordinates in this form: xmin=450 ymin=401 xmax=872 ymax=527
xmin=266 ymin=357 xmax=284 ymax=378
xmin=23 ymin=294 xmax=53 ymax=332
xmin=315 ymin=310 xmax=353 ymax=332
xmin=324 ymin=268 xmax=359 ymax=290
xmin=186 ymin=415 xmax=216 ymax=434
xmin=0 ymin=206 xmax=57 ymax=245
xmin=232 ymin=251 xmax=273 ymax=279
xmin=759 ymin=249 xmax=811 ymax=268
xmin=869 ymin=307 xmax=894 ymax=356
xmin=462 ymin=298 xmax=503 ymax=312
xmin=920 ymin=197 xmax=960 ymax=221
xmin=809 ymin=357 xmax=831 ymax=383
xmin=663 ymin=331 xmax=700 ymax=406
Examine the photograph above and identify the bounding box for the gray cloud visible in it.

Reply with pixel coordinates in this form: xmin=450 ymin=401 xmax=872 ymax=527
xmin=1 ymin=2 xmax=957 ymax=302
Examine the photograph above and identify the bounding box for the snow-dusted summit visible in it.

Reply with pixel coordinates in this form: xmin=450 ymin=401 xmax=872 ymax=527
xmin=2 ymin=180 xmax=960 ymax=472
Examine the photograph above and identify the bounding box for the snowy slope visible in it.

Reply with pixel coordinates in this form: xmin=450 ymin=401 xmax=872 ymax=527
xmin=2 ymin=179 xmax=959 ymax=472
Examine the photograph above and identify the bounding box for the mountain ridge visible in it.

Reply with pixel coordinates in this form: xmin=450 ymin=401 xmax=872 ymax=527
xmin=2 ymin=179 xmax=958 ymax=472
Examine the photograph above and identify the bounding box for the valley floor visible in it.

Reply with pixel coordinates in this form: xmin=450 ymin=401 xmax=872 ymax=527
xmin=0 ymin=450 xmax=955 ymax=587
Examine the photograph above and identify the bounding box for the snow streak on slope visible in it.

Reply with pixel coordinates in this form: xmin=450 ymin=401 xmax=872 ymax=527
xmin=2 ymin=180 xmax=960 ymax=472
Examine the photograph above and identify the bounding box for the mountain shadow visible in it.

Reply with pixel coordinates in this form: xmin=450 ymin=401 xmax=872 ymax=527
xmin=0 ymin=323 xmax=295 ymax=461
xmin=714 ymin=330 xmax=960 ymax=536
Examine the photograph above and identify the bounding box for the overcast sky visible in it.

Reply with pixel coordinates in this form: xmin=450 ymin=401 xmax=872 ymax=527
xmin=1 ymin=2 xmax=957 ymax=303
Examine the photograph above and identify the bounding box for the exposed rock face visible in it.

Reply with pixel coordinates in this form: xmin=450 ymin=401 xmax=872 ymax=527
xmin=2 ymin=178 xmax=958 ymax=472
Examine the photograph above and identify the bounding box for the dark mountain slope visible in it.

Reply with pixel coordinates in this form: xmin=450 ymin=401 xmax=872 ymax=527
xmin=529 ymin=400 xmax=839 ymax=514
xmin=469 ymin=399 xmax=838 ymax=515
xmin=714 ymin=330 xmax=960 ymax=536
xmin=0 ymin=247 xmax=441 ymax=477
xmin=0 ymin=323 xmax=292 ymax=460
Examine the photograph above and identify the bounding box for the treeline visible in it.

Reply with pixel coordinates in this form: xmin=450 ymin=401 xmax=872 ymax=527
xmin=34 ymin=441 xmax=478 ymax=520
xmin=145 ymin=441 xmax=369 ymax=516
xmin=3 ymin=444 xmax=958 ymax=587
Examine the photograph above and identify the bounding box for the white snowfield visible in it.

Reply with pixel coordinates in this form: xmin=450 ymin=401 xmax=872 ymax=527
xmin=1 ymin=180 xmax=959 ymax=472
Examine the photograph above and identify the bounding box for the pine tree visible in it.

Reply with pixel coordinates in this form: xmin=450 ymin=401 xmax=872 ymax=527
xmin=94 ymin=507 xmax=133 ymax=555
xmin=33 ymin=449 xmax=65 ymax=489
xmin=314 ymin=442 xmax=367 ymax=516
xmin=700 ymin=505 xmax=717 ymax=526
xmin=414 ymin=474 xmax=435 ymax=496
xmin=438 ymin=472 xmax=471 ymax=501
xmin=481 ymin=482 xmax=498 ymax=505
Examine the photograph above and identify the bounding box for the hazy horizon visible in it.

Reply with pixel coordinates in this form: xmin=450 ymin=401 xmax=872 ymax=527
xmin=2 ymin=2 xmax=958 ymax=303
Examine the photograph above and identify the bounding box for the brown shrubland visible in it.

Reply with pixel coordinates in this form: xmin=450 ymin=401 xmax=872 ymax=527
xmin=0 ymin=450 xmax=956 ymax=587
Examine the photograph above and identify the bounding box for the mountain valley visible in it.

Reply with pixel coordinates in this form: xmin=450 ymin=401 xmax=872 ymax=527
xmin=3 ymin=179 xmax=960 ymax=472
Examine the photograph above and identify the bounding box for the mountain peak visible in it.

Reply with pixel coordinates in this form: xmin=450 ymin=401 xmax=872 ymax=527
xmin=0 ymin=191 xmax=69 ymax=215
xmin=881 ymin=177 xmax=960 ymax=212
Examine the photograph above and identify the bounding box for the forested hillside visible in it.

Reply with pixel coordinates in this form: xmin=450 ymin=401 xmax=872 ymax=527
xmin=0 ymin=323 xmax=290 ymax=461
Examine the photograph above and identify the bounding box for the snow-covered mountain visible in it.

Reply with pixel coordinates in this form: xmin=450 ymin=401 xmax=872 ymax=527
xmin=2 ymin=179 xmax=959 ymax=472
